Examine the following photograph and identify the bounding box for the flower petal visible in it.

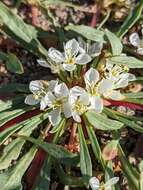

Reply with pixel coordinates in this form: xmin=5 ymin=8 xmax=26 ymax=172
xmin=45 ymin=92 xmax=56 ymax=107
xmin=90 ymin=96 xmax=103 ymax=113
xmin=48 ymin=80 xmax=58 ymax=92
xmin=129 ymin=32 xmax=140 ymax=47
xmin=75 ymin=53 xmax=92 ymax=65
xmin=48 ymin=47 xmax=65 ymax=63
xmin=37 ymin=59 xmax=50 ymax=68
xmin=70 ymin=86 xmax=86 ymax=97
xmin=104 ymin=177 xmax=119 ymax=189
xmin=64 ymin=39 xmax=79 ymax=57
xmin=63 ymin=63 xmax=76 ymax=71
xmin=109 ymin=90 xmax=125 ymax=100
xmin=137 ymin=47 xmax=143 ymax=55
xmin=63 ymin=102 xmax=72 ymax=118
xmin=84 ymin=68 xmax=99 ymax=86
xmin=99 ymin=79 xmax=113 ymax=94
xmin=40 ymin=97 xmax=48 ymax=110
xmin=89 ymin=42 xmax=103 ymax=57
xmin=89 ymin=177 xmax=100 ymax=190
xmin=24 ymin=95 xmax=39 ymax=105
xmin=54 ymin=83 xmax=69 ymax=98
xmin=48 ymin=108 xmax=61 ymax=126
xmin=72 ymin=111 xmax=81 ymax=123
xmin=29 ymin=80 xmax=43 ymax=93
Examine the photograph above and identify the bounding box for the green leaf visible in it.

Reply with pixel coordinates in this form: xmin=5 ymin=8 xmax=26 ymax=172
xmin=0 ymin=83 xmax=29 ymax=94
xmin=20 ymin=136 xmax=79 ymax=166
xmin=124 ymin=92 xmax=143 ymax=99
xmin=0 ymin=2 xmax=48 ymax=58
xmin=0 ymin=115 xmax=44 ymax=170
xmin=0 ymin=51 xmax=7 ymax=61
xmin=118 ymin=144 xmax=139 ymax=190
xmin=0 ymin=96 xmax=25 ymax=113
xmin=78 ymin=125 xmax=92 ymax=184
xmin=117 ymin=1 xmax=143 ymax=38
xmin=109 ymin=55 xmax=143 ymax=68
xmin=85 ymin=111 xmax=124 ymax=130
xmin=66 ymin=24 xmax=104 ymax=42
xmin=0 ymin=146 xmax=37 ymax=190
xmin=0 ymin=106 xmax=32 ymax=127
xmin=55 ymin=164 xmax=84 ymax=187
xmin=6 ymin=53 xmax=24 ymax=74
xmin=104 ymin=108 xmax=143 ymax=133
xmin=85 ymin=124 xmax=105 ymax=169
xmin=0 ymin=112 xmax=48 ymax=145
xmin=105 ymin=29 xmax=123 ymax=56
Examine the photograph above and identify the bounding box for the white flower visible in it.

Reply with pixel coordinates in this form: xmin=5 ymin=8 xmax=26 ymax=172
xmin=37 ymin=59 xmax=63 ymax=74
xmin=45 ymin=83 xmax=72 ymax=126
xmin=89 ymin=176 xmax=119 ymax=190
xmin=78 ymin=37 xmax=103 ymax=58
xmin=129 ymin=32 xmax=143 ymax=55
xmin=25 ymin=80 xmax=57 ymax=110
xmin=84 ymin=68 xmax=103 ymax=113
xmin=99 ymin=78 xmax=125 ymax=100
xmin=69 ymin=86 xmax=90 ymax=123
xmin=104 ymin=60 xmax=136 ymax=89
xmin=48 ymin=39 xmax=92 ymax=72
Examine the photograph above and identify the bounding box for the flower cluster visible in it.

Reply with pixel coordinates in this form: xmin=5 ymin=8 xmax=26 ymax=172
xmin=25 ymin=38 xmax=135 ymax=126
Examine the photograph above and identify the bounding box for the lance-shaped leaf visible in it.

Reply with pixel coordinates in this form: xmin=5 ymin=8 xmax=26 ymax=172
xmin=20 ymin=136 xmax=79 ymax=166
xmin=66 ymin=24 xmax=104 ymax=42
xmin=0 ymin=114 xmax=46 ymax=170
xmin=105 ymin=29 xmax=123 ymax=56
xmin=0 ymin=1 xmax=48 ymax=58
xmin=118 ymin=144 xmax=139 ymax=190
xmin=0 ymin=146 xmax=37 ymax=190
xmin=124 ymin=92 xmax=143 ymax=99
xmin=6 ymin=53 xmax=24 ymax=74
xmin=85 ymin=111 xmax=124 ymax=130
xmin=78 ymin=125 xmax=92 ymax=184
xmin=109 ymin=56 xmax=143 ymax=68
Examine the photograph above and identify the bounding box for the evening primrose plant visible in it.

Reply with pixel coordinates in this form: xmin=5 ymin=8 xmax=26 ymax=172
xmin=1 ymin=1 xmax=143 ymax=190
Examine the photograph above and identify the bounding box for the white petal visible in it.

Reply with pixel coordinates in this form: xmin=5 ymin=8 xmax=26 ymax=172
xmin=48 ymin=108 xmax=61 ymax=126
xmin=89 ymin=42 xmax=103 ymax=57
xmin=99 ymin=79 xmax=113 ymax=94
xmin=78 ymin=37 xmax=87 ymax=53
xmin=89 ymin=177 xmax=100 ymax=190
xmin=137 ymin=47 xmax=143 ymax=55
xmin=128 ymin=73 xmax=136 ymax=81
xmin=48 ymin=80 xmax=58 ymax=92
xmin=40 ymin=97 xmax=48 ymax=110
xmin=129 ymin=32 xmax=140 ymax=47
xmin=70 ymin=86 xmax=86 ymax=97
xmin=84 ymin=68 xmax=99 ymax=86
xmin=72 ymin=111 xmax=81 ymax=123
xmin=104 ymin=177 xmax=119 ymax=189
xmin=80 ymin=92 xmax=90 ymax=106
xmin=63 ymin=63 xmax=76 ymax=71
xmin=24 ymin=95 xmax=39 ymax=105
xmin=63 ymin=102 xmax=72 ymax=118
xmin=64 ymin=39 xmax=79 ymax=57
xmin=37 ymin=59 xmax=50 ymax=68
xmin=29 ymin=80 xmax=43 ymax=93
xmin=75 ymin=54 xmax=92 ymax=65
xmin=48 ymin=47 xmax=65 ymax=63
xmin=45 ymin=92 xmax=56 ymax=107
xmin=109 ymin=90 xmax=124 ymax=100
xmin=54 ymin=83 xmax=69 ymax=98
xmin=90 ymin=96 xmax=103 ymax=113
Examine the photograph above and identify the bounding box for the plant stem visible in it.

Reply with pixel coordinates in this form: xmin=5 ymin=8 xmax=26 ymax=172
xmin=97 ymin=9 xmax=111 ymax=30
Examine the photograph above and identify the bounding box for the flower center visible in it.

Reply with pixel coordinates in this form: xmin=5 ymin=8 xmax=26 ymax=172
xmin=66 ymin=57 xmax=76 ymax=65
xmin=74 ymin=99 xmax=87 ymax=114
xmin=65 ymin=48 xmax=76 ymax=65
xmin=53 ymin=97 xmax=67 ymax=108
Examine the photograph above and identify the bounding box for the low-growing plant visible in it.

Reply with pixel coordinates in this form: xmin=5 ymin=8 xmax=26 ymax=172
xmin=0 ymin=1 xmax=143 ymax=190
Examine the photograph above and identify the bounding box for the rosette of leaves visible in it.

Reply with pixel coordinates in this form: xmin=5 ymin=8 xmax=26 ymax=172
xmin=0 ymin=1 xmax=143 ymax=190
